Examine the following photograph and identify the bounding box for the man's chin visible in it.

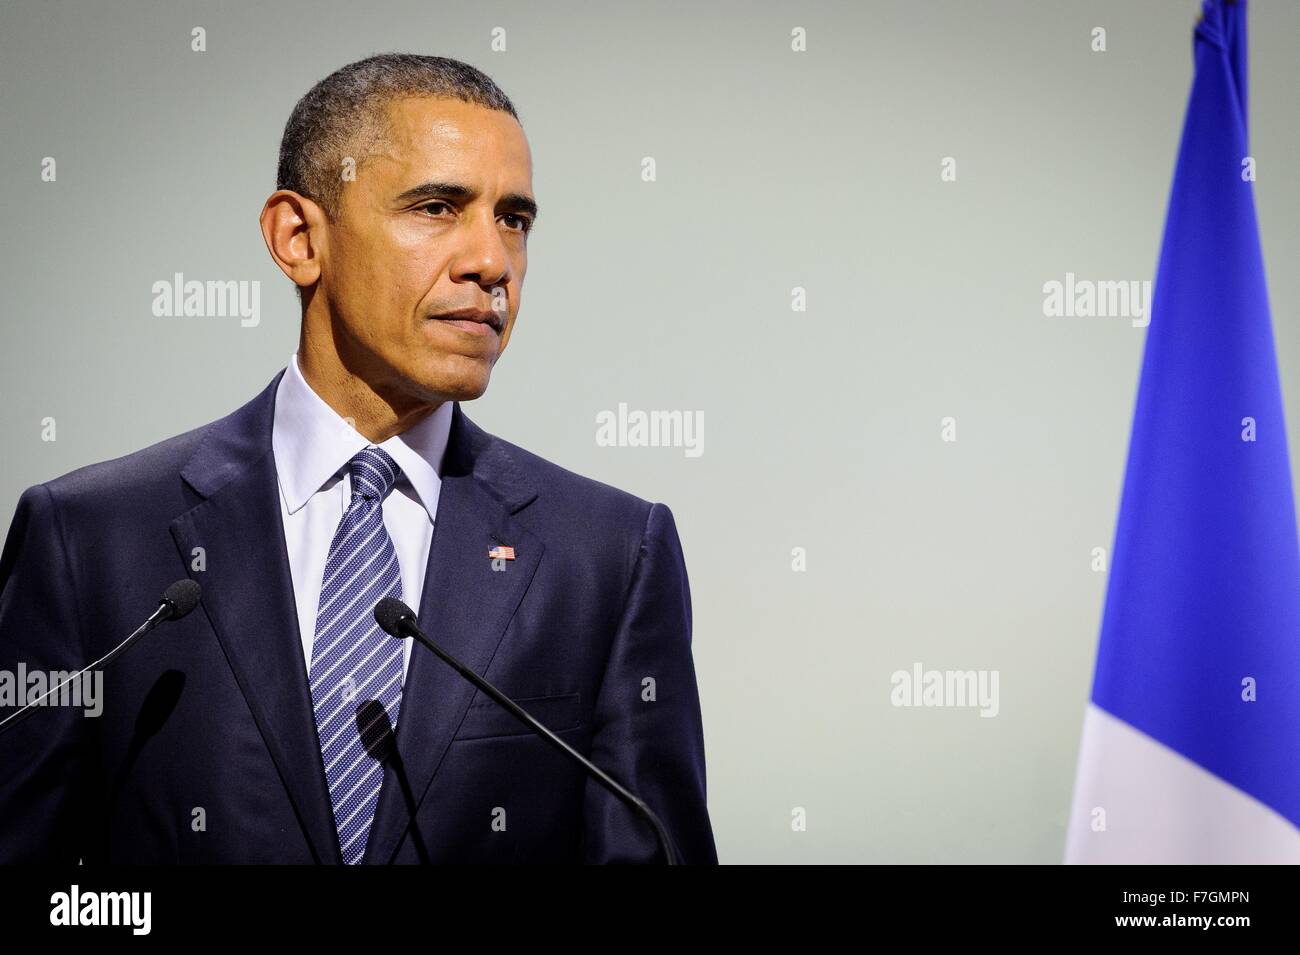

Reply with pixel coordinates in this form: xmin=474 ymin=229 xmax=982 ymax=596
xmin=404 ymin=369 xmax=492 ymax=405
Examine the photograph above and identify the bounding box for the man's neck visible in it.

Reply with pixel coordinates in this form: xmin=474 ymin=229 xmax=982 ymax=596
xmin=297 ymin=337 xmax=440 ymax=444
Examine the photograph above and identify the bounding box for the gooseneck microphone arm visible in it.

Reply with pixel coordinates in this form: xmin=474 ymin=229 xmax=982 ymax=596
xmin=374 ymin=597 xmax=679 ymax=865
xmin=0 ymin=578 xmax=202 ymax=736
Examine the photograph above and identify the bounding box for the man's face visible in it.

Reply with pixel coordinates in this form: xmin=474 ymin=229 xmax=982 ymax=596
xmin=316 ymin=96 xmax=535 ymax=406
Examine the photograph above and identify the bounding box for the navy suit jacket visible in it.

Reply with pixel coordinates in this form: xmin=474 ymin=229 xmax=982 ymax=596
xmin=0 ymin=370 xmax=717 ymax=863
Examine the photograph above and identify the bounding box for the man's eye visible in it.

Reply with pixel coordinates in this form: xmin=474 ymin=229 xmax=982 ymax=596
xmin=502 ymin=214 xmax=532 ymax=234
xmin=417 ymin=201 xmax=452 ymax=216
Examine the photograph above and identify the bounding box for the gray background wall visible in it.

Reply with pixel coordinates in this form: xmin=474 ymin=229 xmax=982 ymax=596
xmin=2 ymin=0 xmax=1297 ymax=863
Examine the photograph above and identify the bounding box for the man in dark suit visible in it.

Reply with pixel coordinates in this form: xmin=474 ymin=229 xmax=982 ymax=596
xmin=0 ymin=54 xmax=717 ymax=864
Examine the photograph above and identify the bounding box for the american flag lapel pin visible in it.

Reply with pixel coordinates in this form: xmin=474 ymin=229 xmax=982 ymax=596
xmin=488 ymin=544 xmax=516 ymax=560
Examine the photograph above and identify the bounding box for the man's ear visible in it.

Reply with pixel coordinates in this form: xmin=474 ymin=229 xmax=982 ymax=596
xmin=259 ymin=190 xmax=326 ymax=290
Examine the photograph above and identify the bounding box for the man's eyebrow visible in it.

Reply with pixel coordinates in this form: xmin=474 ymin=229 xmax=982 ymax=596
xmin=393 ymin=180 xmax=539 ymax=220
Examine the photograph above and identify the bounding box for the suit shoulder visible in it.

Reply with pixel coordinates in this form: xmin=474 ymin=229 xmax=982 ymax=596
xmin=36 ymin=418 xmax=215 ymax=508
xmin=489 ymin=433 xmax=659 ymax=534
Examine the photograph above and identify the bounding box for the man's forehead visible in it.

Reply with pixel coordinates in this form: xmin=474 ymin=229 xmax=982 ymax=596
xmin=362 ymin=97 xmax=531 ymax=192
xmin=383 ymin=97 xmax=528 ymax=156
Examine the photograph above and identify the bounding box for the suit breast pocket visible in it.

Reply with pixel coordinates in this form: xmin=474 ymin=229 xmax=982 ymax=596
xmin=451 ymin=691 xmax=584 ymax=742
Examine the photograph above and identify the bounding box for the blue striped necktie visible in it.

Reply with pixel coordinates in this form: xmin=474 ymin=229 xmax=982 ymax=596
xmin=308 ymin=445 xmax=407 ymax=864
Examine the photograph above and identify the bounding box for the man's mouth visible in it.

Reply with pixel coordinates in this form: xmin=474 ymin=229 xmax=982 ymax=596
xmin=428 ymin=308 xmax=504 ymax=335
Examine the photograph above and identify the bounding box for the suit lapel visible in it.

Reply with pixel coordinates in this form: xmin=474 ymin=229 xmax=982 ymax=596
xmin=167 ymin=374 xmax=543 ymax=865
xmin=169 ymin=369 xmax=342 ymax=863
xmin=364 ymin=402 xmax=544 ymax=864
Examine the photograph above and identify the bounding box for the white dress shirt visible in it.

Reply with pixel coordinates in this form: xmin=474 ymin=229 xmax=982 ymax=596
xmin=271 ymin=351 xmax=454 ymax=683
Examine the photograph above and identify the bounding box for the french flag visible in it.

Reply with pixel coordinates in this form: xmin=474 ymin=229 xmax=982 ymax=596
xmin=1066 ymin=0 xmax=1300 ymax=863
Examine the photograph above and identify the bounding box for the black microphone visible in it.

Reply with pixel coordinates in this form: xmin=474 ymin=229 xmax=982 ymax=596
xmin=374 ymin=597 xmax=679 ymax=865
xmin=0 ymin=578 xmax=202 ymax=735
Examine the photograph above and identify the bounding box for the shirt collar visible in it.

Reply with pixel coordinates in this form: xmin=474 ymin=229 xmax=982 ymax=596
xmin=271 ymin=351 xmax=454 ymax=520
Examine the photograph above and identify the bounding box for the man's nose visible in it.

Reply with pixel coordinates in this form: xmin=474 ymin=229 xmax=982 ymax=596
xmin=450 ymin=212 xmax=511 ymax=288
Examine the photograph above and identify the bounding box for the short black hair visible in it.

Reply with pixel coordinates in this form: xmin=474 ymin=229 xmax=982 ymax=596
xmin=276 ymin=53 xmax=519 ymax=221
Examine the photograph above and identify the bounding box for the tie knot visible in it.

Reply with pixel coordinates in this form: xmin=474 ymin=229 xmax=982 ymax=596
xmin=348 ymin=446 xmax=401 ymax=501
